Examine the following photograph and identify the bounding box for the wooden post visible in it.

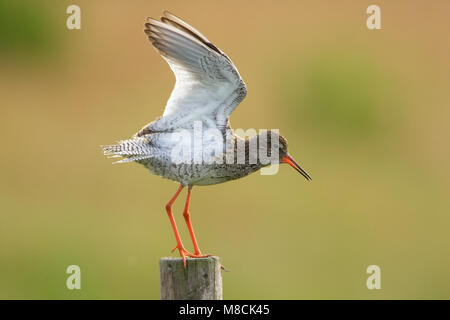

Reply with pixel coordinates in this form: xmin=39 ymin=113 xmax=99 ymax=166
xmin=160 ymin=256 xmax=222 ymax=300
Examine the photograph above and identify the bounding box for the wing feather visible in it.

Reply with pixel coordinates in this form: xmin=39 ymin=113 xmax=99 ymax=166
xmin=138 ymin=12 xmax=247 ymax=136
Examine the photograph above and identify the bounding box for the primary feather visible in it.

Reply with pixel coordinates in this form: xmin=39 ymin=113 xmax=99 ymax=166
xmin=139 ymin=11 xmax=247 ymax=134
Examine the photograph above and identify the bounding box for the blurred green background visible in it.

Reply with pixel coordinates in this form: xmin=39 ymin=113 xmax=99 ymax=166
xmin=1 ymin=0 xmax=450 ymax=299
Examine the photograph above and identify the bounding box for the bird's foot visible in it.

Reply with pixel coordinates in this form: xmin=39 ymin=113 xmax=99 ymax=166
xmin=171 ymin=244 xmax=191 ymax=267
xmin=171 ymin=245 xmax=210 ymax=267
xmin=188 ymin=251 xmax=210 ymax=258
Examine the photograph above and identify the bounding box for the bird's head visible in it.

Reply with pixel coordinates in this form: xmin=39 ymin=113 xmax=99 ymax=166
xmin=266 ymin=130 xmax=311 ymax=181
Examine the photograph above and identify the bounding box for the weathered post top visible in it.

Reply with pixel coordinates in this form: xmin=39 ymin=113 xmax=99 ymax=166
xmin=160 ymin=256 xmax=222 ymax=300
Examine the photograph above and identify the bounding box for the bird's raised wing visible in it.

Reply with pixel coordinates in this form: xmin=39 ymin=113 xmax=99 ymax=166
xmin=138 ymin=11 xmax=247 ymax=136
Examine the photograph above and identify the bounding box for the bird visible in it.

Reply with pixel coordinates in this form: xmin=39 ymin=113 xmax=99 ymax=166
xmin=103 ymin=11 xmax=311 ymax=267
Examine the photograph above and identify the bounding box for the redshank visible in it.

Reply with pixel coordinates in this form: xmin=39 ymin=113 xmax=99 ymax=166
xmin=103 ymin=11 xmax=311 ymax=266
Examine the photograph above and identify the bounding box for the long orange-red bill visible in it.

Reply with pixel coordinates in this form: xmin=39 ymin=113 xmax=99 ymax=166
xmin=282 ymin=155 xmax=312 ymax=181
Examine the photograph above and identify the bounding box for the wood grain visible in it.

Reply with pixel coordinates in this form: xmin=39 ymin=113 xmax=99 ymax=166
xmin=160 ymin=256 xmax=222 ymax=300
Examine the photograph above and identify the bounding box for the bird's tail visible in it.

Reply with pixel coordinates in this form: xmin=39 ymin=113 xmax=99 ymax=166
xmin=102 ymin=138 xmax=154 ymax=163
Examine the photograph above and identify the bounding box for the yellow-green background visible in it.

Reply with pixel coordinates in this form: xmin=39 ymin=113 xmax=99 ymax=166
xmin=1 ymin=0 xmax=449 ymax=299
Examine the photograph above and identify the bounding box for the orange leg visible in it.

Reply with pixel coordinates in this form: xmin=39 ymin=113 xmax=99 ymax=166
xmin=183 ymin=186 xmax=209 ymax=257
xmin=165 ymin=185 xmax=192 ymax=267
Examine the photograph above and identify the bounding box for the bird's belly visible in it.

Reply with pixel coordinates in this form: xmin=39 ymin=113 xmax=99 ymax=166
xmin=140 ymin=158 xmax=215 ymax=185
xmin=140 ymin=154 xmax=261 ymax=186
xmin=188 ymin=164 xmax=260 ymax=186
xmin=189 ymin=175 xmax=231 ymax=186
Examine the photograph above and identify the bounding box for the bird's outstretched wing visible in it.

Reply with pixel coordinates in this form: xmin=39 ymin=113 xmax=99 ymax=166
xmin=137 ymin=11 xmax=247 ymax=136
